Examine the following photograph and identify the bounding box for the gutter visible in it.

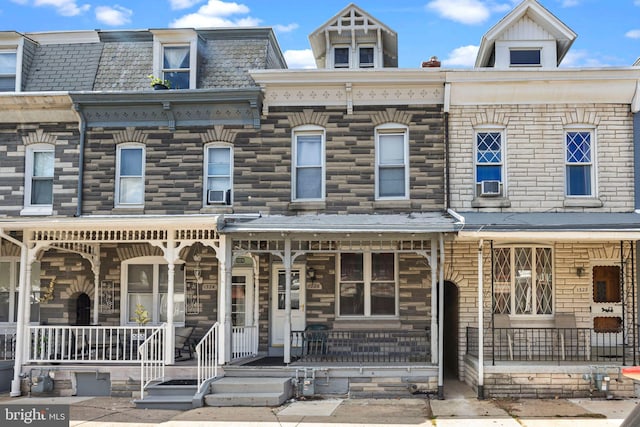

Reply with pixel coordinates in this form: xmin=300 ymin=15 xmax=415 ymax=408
xmin=444 ymin=83 xmax=451 ymax=210
xmin=73 ymin=103 xmax=86 ymax=218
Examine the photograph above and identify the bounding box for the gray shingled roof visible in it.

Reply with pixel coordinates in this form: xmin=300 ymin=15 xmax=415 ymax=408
xmin=459 ymin=212 xmax=640 ymax=231
xmin=25 ymin=43 xmax=103 ymax=91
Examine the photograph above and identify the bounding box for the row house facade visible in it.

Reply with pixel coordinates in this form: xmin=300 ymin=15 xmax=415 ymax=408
xmin=0 ymin=0 xmax=639 ymax=403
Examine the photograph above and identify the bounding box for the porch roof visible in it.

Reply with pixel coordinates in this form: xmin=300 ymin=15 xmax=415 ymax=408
xmin=456 ymin=212 xmax=640 ymax=241
xmin=219 ymin=212 xmax=459 ymax=234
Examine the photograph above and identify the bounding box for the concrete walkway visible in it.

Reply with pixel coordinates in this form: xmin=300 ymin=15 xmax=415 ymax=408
xmin=0 ymin=381 xmax=638 ymax=426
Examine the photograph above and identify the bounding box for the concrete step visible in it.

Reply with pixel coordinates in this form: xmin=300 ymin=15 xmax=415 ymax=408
xmin=210 ymin=376 xmax=291 ymax=394
xmin=204 ymin=391 xmax=288 ymax=407
xmin=145 ymin=380 xmax=198 ymax=397
xmin=133 ymin=394 xmax=194 ymax=410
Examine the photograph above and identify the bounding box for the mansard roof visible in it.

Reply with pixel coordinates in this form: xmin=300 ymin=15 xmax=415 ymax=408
xmin=475 ymin=0 xmax=577 ymax=68
xmin=308 ymin=3 xmax=398 ymax=68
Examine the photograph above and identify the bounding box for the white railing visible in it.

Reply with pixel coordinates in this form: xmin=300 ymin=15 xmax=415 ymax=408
xmin=196 ymin=322 xmax=219 ymax=392
xmin=139 ymin=324 xmax=166 ymax=399
xmin=232 ymin=325 xmax=258 ymax=360
xmin=0 ymin=326 xmax=16 ymax=361
xmin=28 ymin=325 xmax=163 ymax=363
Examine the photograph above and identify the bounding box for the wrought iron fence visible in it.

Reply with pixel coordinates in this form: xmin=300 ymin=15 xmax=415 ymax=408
xmin=466 ymin=327 xmax=479 ymax=358
xmin=291 ymin=328 xmax=430 ymax=363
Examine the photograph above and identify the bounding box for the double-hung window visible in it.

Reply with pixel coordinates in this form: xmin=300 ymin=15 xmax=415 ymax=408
xmin=0 ymin=259 xmax=40 ymax=323
xmin=376 ymin=124 xmax=408 ymax=199
xmin=565 ymin=131 xmax=593 ymax=197
xmin=23 ymin=144 xmax=54 ymax=215
xmin=116 ymin=144 xmax=145 ymax=207
xmin=292 ymin=126 xmax=324 ymax=201
xmin=122 ymin=258 xmax=185 ymax=325
xmin=333 ymin=46 xmax=350 ymax=68
xmin=162 ymin=45 xmax=190 ymax=89
xmin=338 ymin=252 xmax=397 ymax=317
xmin=0 ymin=50 xmax=17 ymax=92
xmin=359 ymin=46 xmax=375 ymax=68
xmin=476 ymin=131 xmax=503 ymax=197
xmin=492 ymin=246 xmax=553 ymax=316
xmin=205 ymin=144 xmax=232 ymax=205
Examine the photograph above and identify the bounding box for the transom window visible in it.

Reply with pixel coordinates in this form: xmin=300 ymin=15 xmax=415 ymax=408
xmin=292 ymin=127 xmax=324 ymax=201
xmin=0 ymin=259 xmax=40 ymax=323
xmin=376 ymin=124 xmax=409 ymax=199
xmin=565 ymin=131 xmax=593 ymax=197
xmin=0 ymin=51 xmax=17 ymax=92
xmin=493 ymin=246 xmax=553 ymax=316
xmin=116 ymin=145 xmax=145 ymax=207
xmin=163 ymin=45 xmax=190 ymax=89
xmin=23 ymin=144 xmax=54 ymax=215
xmin=475 ymin=131 xmax=503 ymax=197
xmin=338 ymin=252 xmax=397 ymax=317
xmin=122 ymin=258 xmax=185 ymax=325
xmin=510 ymin=49 xmax=541 ymax=66
xmin=204 ymin=145 xmax=232 ymax=205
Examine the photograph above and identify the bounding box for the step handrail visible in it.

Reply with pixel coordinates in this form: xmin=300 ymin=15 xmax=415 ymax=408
xmin=196 ymin=322 xmax=219 ymax=393
xmin=139 ymin=323 xmax=166 ymax=399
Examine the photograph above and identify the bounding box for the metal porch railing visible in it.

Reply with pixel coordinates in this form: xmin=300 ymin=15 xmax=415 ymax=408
xmin=0 ymin=326 xmax=16 ymax=361
xmin=232 ymin=325 xmax=257 ymax=360
xmin=196 ymin=322 xmax=219 ymax=392
xmin=290 ymin=328 xmax=431 ymax=363
xmin=139 ymin=324 xmax=166 ymax=398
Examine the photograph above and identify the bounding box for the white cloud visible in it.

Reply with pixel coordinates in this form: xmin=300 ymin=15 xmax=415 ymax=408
xmin=426 ymin=0 xmax=510 ymax=25
xmin=626 ymin=29 xmax=640 ymax=39
xmin=170 ymin=0 xmax=259 ymax=28
xmin=560 ymin=49 xmax=610 ymax=68
xmin=442 ymin=45 xmax=479 ymax=67
xmin=33 ymin=0 xmax=90 ymax=16
xmin=284 ymin=49 xmax=316 ymax=69
xmin=169 ymin=0 xmax=205 ymax=10
xmin=274 ymin=23 xmax=299 ymax=33
xmin=95 ymin=5 xmax=132 ymax=26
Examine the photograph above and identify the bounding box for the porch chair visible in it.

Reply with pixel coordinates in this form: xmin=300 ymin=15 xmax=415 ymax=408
xmin=174 ymin=326 xmax=195 ymax=360
xmin=493 ymin=314 xmax=513 ymax=360
xmin=555 ymin=313 xmax=578 ymax=361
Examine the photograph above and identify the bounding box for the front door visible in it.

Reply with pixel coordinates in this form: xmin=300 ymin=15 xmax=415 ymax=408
xmin=270 ymin=265 xmax=306 ymax=348
xmin=231 ymin=268 xmax=255 ymax=357
xmin=591 ymin=265 xmax=623 ymax=350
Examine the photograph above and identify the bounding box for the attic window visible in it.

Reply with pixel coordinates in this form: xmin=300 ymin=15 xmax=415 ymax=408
xmin=0 ymin=51 xmax=17 ymax=92
xmin=334 ymin=47 xmax=350 ymax=68
xmin=359 ymin=47 xmax=374 ymax=68
xmin=510 ymin=49 xmax=541 ymax=66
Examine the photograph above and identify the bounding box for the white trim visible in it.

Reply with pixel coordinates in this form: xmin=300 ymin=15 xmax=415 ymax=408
xmin=292 ymin=125 xmax=325 ymax=202
xmin=474 ymin=129 xmax=506 ymax=198
xmin=375 ymin=123 xmax=409 ymax=201
xmin=564 ymin=128 xmax=597 ymax=198
xmin=203 ymin=143 xmax=233 ymax=206
xmin=21 ymin=143 xmax=54 ymax=215
xmin=115 ymin=143 xmax=145 ymax=209
xmin=151 ymin=29 xmax=197 ymax=90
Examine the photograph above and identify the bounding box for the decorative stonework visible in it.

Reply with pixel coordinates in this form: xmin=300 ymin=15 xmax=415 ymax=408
xmin=287 ymin=109 xmax=330 ymax=128
xmin=202 ymin=126 xmax=237 ymax=144
xmin=371 ymin=108 xmax=413 ymax=127
xmin=471 ymin=109 xmax=509 ymax=127
xmin=561 ymin=107 xmax=601 ymax=126
xmin=116 ymin=244 xmax=162 ymax=261
xmin=66 ymin=277 xmax=95 ymax=298
xmin=0 ymin=240 xmax=21 ymax=257
xmin=112 ymin=127 xmax=148 ymax=145
xmin=22 ymin=129 xmax=57 ymax=146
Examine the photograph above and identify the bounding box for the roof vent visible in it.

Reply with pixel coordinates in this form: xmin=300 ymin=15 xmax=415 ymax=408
xmin=421 ymin=56 xmax=441 ymax=68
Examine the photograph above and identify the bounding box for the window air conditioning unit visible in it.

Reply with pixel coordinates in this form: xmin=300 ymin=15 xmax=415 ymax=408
xmin=207 ymin=190 xmax=227 ymax=204
xmin=480 ymin=180 xmax=501 ymax=196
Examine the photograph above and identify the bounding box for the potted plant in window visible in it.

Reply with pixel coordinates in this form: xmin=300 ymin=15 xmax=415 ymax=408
xmin=131 ymin=303 xmax=150 ymax=341
xmin=147 ymin=75 xmax=171 ymax=90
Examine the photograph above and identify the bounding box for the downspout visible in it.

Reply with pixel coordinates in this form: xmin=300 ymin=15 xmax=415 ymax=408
xmin=0 ymin=229 xmax=27 ymax=397
xmin=437 ymin=235 xmax=445 ymax=399
xmin=477 ymin=239 xmax=484 ymax=400
xmin=73 ymin=103 xmax=87 ymax=218
xmin=632 ymin=83 xmax=640 ymax=363
xmin=444 ymin=82 xmax=451 ymax=210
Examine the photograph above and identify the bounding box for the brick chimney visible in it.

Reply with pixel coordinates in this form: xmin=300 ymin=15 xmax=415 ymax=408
xmin=421 ymin=56 xmax=441 ymax=68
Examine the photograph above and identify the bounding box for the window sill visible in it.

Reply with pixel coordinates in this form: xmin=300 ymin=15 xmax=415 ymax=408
xmin=471 ymin=197 xmax=511 ymax=208
xmin=112 ymin=207 xmax=144 ymax=215
xmin=289 ymin=201 xmax=326 ymax=211
xmin=373 ymin=200 xmax=411 ymax=209
xmin=200 ymin=206 xmax=233 ymax=214
xmin=333 ymin=318 xmax=401 ymax=329
xmin=20 ymin=206 xmax=53 ymax=216
xmin=563 ymin=197 xmax=603 ymax=208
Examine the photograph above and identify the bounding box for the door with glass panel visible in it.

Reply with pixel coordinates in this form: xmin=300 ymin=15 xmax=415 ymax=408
xmin=231 ymin=268 xmax=255 ymax=357
xmin=590 ymin=265 xmax=623 ymax=352
xmin=270 ymin=266 xmax=306 ymax=347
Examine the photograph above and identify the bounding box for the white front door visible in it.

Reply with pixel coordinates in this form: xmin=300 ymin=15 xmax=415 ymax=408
xmin=270 ymin=265 xmax=306 ymax=347
xmin=231 ymin=268 xmax=255 ymax=357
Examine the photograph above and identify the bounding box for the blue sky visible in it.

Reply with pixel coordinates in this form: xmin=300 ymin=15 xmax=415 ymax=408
xmin=1 ymin=0 xmax=639 ymax=69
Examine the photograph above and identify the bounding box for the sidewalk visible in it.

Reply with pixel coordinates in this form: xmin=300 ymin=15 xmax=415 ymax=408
xmin=0 ymin=381 xmax=638 ymax=426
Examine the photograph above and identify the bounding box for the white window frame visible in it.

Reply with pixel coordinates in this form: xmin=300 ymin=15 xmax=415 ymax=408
xmin=115 ymin=143 xmax=145 ymax=208
xmin=120 ymin=256 xmax=185 ymax=326
xmin=151 ymin=29 xmax=197 ymax=89
xmin=336 ymin=252 xmax=399 ymax=318
xmin=292 ymin=125 xmax=325 ymax=202
xmin=203 ymin=143 xmax=233 ymax=206
xmin=21 ymin=143 xmax=54 ymax=216
xmin=375 ymin=123 xmax=409 ymax=200
xmin=0 ymin=258 xmax=40 ymax=324
xmin=492 ymin=245 xmax=554 ymax=318
xmin=0 ymin=36 xmax=23 ymax=92
xmin=564 ymin=128 xmax=596 ymax=198
xmin=474 ymin=128 xmax=505 ymax=198
xmin=358 ymin=45 xmax=376 ymax=68
xmin=509 ymin=48 xmax=542 ymax=67
xmin=332 ymin=45 xmax=350 ymax=68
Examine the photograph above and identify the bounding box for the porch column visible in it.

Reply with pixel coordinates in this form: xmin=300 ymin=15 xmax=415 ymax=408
xmin=430 ymin=238 xmax=438 ymax=364
xmin=437 ymin=235 xmax=445 ymax=399
xmin=283 ymin=238 xmax=292 ymax=364
xmin=92 ymin=260 xmax=100 ymax=325
xmin=252 ymin=255 xmax=260 ymax=355
xmin=165 ymin=262 xmax=176 ymax=364
xmin=477 ymin=239 xmax=485 ymax=400
xmin=217 ymin=235 xmax=232 ymax=364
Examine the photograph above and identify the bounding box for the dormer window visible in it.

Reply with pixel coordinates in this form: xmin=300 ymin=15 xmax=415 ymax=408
xmin=0 ymin=50 xmax=17 ymax=92
xmin=163 ymin=45 xmax=190 ymax=89
xmin=151 ymin=29 xmax=197 ymax=89
xmin=359 ymin=47 xmax=374 ymax=68
xmin=510 ymin=49 xmax=541 ymax=66
xmin=334 ymin=47 xmax=350 ymax=68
